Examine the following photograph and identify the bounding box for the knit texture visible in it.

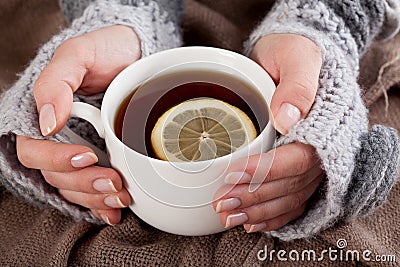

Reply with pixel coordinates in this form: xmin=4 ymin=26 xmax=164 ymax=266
xmin=0 ymin=0 xmax=399 ymax=242
xmin=244 ymin=0 xmax=400 ymax=240
xmin=344 ymin=125 xmax=400 ymax=217
xmin=59 ymin=0 xmax=183 ymax=37
xmin=1 ymin=0 xmax=400 ymax=261
xmin=0 ymin=0 xmax=182 ymax=224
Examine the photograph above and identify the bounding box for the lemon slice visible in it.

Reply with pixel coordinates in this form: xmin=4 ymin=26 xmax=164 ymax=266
xmin=151 ymin=98 xmax=257 ymax=162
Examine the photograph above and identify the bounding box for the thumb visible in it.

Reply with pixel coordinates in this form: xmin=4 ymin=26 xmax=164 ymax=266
xmin=33 ymin=38 xmax=90 ymax=136
xmin=270 ymin=53 xmax=321 ymax=135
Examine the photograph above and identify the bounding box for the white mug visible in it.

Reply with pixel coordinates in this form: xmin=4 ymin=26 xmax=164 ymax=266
xmin=69 ymin=46 xmax=276 ymax=236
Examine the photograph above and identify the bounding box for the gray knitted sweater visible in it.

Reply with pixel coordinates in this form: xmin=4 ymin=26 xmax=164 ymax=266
xmin=0 ymin=0 xmax=399 ymax=241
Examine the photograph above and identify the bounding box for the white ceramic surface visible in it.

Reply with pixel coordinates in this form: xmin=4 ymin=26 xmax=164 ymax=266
xmin=70 ymin=47 xmax=276 ymax=236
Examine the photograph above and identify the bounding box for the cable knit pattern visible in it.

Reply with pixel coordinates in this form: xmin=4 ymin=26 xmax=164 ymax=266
xmin=0 ymin=0 xmax=182 ymax=223
xmin=319 ymin=0 xmax=385 ymax=55
xmin=244 ymin=0 xmax=400 ymax=240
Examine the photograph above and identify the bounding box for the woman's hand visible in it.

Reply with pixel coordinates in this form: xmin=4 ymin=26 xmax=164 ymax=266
xmin=251 ymin=33 xmax=322 ymax=135
xmin=213 ymin=34 xmax=324 ymax=232
xmin=16 ymin=25 xmax=141 ymax=225
xmin=213 ymin=143 xmax=323 ymax=232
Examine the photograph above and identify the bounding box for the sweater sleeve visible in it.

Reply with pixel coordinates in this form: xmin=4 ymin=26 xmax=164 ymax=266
xmin=243 ymin=0 xmax=400 ymax=241
xmin=59 ymin=0 xmax=183 ymax=57
xmin=0 ymin=0 xmax=182 ymax=223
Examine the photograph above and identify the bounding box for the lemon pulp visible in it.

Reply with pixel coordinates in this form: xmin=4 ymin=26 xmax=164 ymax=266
xmin=151 ymin=98 xmax=257 ymax=162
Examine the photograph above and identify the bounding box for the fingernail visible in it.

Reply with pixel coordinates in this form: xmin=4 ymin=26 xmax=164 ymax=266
xmin=275 ymin=103 xmax=301 ymax=134
xmin=247 ymin=222 xmax=267 ymax=233
xmin=39 ymin=103 xmax=56 ymax=136
xmin=104 ymin=195 xmax=126 ymax=208
xmin=248 ymin=183 xmax=262 ymax=193
xmin=100 ymin=214 xmax=114 ymax=226
xmin=225 ymin=172 xmax=252 ymax=184
xmin=71 ymin=152 xmax=98 ymax=168
xmin=216 ymin=198 xmax=241 ymax=213
xmin=93 ymin=179 xmax=118 ymax=193
xmin=225 ymin=212 xmax=248 ymax=228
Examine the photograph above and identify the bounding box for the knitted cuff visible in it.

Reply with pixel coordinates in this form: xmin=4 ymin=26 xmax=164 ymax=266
xmin=0 ymin=0 xmax=181 ymax=223
xmin=243 ymin=0 xmax=394 ymax=241
xmin=344 ymin=125 xmax=400 ymax=218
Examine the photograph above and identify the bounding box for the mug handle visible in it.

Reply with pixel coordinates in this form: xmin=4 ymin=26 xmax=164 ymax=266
xmin=60 ymin=102 xmax=110 ymax=167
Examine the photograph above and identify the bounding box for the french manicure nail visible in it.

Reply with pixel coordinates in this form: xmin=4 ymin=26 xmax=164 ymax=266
xmin=224 ymin=172 xmax=252 ymax=184
xmin=216 ymin=198 xmax=241 ymax=213
xmin=93 ymin=179 xmax=118 ymax=193
xmin=275 ymin=103 xmax=301 ymax=134
xmin=71 ymin=152 xmax=98 ymax=168
xmin=100 ymin=214 xmax=114 ymax=226
xmin=104 ymin=195 xmax=126 ymax=208
xmin=225 ymin=212 xmax=248 ymax=228
xmin=39 ymin=103 xmax=56 ymax=136
xmin=248 ymin=183 xmax=262 ymax=193
xmin=247 ymin=222 xmax=267 ymax=233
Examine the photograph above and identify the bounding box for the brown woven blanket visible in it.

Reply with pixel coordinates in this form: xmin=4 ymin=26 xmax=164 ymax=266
xmin=1 ymin=0 xmax=399 ymax=266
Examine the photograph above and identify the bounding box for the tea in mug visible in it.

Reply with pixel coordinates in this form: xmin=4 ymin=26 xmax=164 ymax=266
xmin=114 ymin=70 xmax=269 ymax=161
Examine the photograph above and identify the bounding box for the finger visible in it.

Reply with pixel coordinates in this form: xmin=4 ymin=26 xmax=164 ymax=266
xmin=34 ymin=36 xmax=91 ymax=136
xmin=92 ymin=209 xmax=122 ymax=226
xmin=219 ymin=174 xmax=323 ymax=228
xmin=270 ymin=40 xmax=322 ymax=134
xmin=41 ymin=165 xmax=123 ymax=194
xmin=214 ymin=163 xmax=323 ymax=213
xmin=16 ymin=136 xmax=98 ymax=172
xmin=59 ymin=189 xmax=132 ymax=210
xmin=34 ymin=26 xmax=141 ymax=137
xmin=243 ymin=203 xmax=307 ymax=233
xmin=224 ymin=142 xmax=319 ymax=185
xmin=251 ymin=34 xmax=322 ymax=135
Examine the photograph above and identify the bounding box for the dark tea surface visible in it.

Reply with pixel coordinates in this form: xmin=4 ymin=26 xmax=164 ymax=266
xmin=114 ymin=70 xmax=269 ymax=158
